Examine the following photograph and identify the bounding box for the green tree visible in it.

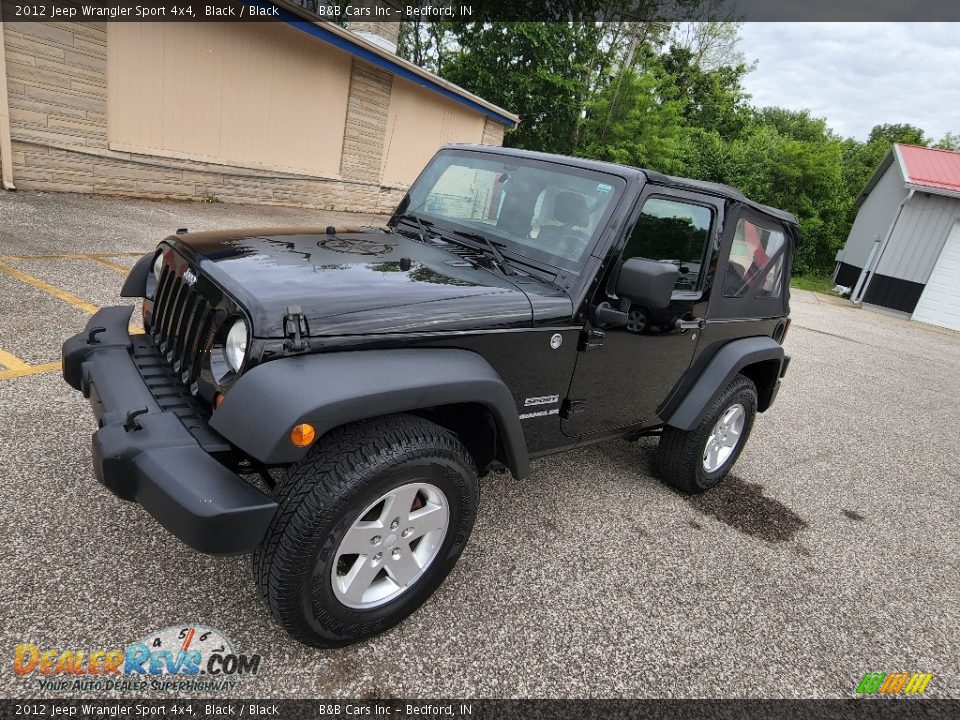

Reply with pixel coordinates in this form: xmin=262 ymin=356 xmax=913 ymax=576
xmin=438 ymin=22 xmax=603 ymax=153
xmin=934 ymin=132 xmax=960 ymax=151
xmin=754 ymin=107 xmax=837 ymax=144
xmin=399 ymin=17 xmax=676 ymax=155
xmin=580 ymin=67 xmax=686 ymax=173
xmin=397 ymin=20 xmax=456 ymax=74
xmin=867 ymin=123 xmax=928 ymax=147
xmin=667 ymin=21 xmax=747 ymax=71
xmin=659 ymin=45 xmax=752 ymax=141
xmin=843 ymin=123 xmax=930 ymax=199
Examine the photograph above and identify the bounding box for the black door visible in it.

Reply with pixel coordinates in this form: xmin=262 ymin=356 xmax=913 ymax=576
xmin=562 ymin=188 xmax=723 ymax=436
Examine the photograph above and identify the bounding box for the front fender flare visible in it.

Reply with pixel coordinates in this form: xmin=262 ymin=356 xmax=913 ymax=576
xmin=665 ymin=336 xmax=785 ymax=431
xmin=120 ymin=252 xmax=153 ymax=297
xmin=210 ymin=348 xmax=530 ymax=478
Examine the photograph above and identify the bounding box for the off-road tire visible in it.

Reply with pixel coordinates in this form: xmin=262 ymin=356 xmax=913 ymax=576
xmin=657 ymin=373 xmax=757 ymax=493
xmin=253 ymin=414 xmax=479 ymax=647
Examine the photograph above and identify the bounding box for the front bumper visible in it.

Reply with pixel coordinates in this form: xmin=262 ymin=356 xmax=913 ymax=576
xmin=62 ymin=306 xmax=276 ymax=554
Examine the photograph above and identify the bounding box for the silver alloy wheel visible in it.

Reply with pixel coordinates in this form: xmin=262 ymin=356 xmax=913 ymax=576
xmin=702 ymin=402 xmax=746 ymax=473
xmin=331 ymin=482 xmax=450 ymax=610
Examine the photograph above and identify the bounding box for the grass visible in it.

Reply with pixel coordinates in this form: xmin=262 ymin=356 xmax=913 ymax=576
xmin=791 ymin=272 xmax=835 ymax=294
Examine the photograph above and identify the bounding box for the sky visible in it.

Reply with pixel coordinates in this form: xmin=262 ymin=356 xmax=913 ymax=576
xmin=737 ymin=23 xmax=960 ymax=141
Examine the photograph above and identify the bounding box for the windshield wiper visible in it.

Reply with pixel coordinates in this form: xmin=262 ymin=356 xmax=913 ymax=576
xmin=451 ymin=230 xmax=517 ymax=276
xmin=395 ymin=213 xmax=434 ymax=243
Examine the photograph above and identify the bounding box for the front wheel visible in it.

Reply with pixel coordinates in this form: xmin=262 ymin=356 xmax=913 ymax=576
xmin=656 ymin=373 xmax=757 ymax=493
xmin=253 ymin=414 xmax=479 ymax=647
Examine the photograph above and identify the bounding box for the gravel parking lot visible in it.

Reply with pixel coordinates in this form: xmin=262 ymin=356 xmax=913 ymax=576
xmin=1 ymin=190 xmax=958 ymax=699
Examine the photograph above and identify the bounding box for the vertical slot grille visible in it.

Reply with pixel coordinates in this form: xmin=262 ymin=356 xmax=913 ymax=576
xmin=150 ymin=265 xmax=209 ymax=385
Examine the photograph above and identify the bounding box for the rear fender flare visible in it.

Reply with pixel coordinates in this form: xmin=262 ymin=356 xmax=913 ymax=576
xmin=665 ymin=336 xmax=785 ymax=431
xmin=210 ymin=348 xmax=530 ymax=478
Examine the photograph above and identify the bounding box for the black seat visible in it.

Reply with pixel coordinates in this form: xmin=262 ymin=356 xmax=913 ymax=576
xmin=537 ymin=192 xmax=590 ymax=260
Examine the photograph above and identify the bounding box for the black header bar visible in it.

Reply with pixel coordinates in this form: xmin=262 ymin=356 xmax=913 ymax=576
xmin=0 ymin=699 xmax=958 ymax=719
xmin=1 ymin=0 xmax=960 ymax=23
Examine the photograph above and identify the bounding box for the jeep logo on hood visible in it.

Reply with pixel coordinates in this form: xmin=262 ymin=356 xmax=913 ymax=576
xmin=319 ymin=237 xmax=394 ymax=256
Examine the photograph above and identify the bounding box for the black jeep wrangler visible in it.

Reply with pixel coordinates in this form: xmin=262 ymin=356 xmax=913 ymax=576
xmin=63 ymin=146 xmax=794 ymax=647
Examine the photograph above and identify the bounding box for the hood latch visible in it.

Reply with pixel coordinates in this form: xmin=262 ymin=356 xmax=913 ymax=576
xmin=283 ymin=305 xmax=309 ymax=352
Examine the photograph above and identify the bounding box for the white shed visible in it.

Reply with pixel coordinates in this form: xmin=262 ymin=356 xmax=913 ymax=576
xmin=838 ymin=144 xmax=960 ymax=331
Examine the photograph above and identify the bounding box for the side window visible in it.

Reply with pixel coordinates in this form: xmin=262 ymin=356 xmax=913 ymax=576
xmin=723 ymin=220 xmax=786 ymax=298
xmin=623 ymin=197 xmax=713 ymax=292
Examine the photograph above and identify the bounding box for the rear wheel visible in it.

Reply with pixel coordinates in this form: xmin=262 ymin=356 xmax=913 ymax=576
xmin=253 ymin=414 xmax=478 ymax=647
xmin=657 ymin=373 xmax=757 ymax=493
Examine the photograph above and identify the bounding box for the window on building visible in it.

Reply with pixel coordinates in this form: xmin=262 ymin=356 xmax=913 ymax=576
xmin=623 ymin=197 xmax=713 ymax=292
xmin=723 ymin=220 xmax=786 ymax=298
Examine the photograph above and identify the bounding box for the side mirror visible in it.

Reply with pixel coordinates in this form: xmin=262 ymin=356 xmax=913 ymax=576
xmin=616 ymin=258 xmax=679 ymax=310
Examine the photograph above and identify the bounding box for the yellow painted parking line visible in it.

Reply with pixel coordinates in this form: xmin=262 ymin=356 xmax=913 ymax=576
xmin=0 ymin=337 xmax=61 ymax=381
xmin=0 ymin=259 xmax=142 ymax=339
xmin=0 ymin=254 xmax=136 ymax=274
xmin=0 ymin=252 xmax=144 ymax=261
xmin=0 ymin=361 xmax=61 ymax=382
xmin=86 ymin=255 xmax=132 ymax=274
xmin=0 ymin=256 xmax=144 ymax=382
xmin=0 ymin=261 xmax=100 ymax=314
xmin=0 ymin=349 xmax=31 ymax=372
xmin=0 ymin=253 xmax=143 ymax=380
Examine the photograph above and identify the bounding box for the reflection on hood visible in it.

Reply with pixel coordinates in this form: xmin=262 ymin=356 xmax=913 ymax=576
xmin=167 ymin=228 xmax=563 ymax=337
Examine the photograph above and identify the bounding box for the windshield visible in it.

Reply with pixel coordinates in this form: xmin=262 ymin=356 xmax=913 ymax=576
xmin=402 ymin=150 xmax=626 ymax=271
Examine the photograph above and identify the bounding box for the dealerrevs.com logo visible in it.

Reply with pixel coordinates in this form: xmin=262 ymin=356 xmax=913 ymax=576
xmin=13 ymin=625 xmax=261 ymax=693
xmin=856 ymin=672 xmax=934 ymax=695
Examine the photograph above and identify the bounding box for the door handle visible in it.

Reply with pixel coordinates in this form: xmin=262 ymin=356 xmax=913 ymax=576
xmin=676 ymin=317 xmax=706 ymax=332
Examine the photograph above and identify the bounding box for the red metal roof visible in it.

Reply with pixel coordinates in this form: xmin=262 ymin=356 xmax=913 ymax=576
xmin=896 ymin=144 xmax=960 ymax=194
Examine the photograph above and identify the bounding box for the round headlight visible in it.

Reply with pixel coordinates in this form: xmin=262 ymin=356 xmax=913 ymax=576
xmin=146 ymin=251 xmax=164 ymax=300
xmin=224 ymin=319 xmax=248 ymax=373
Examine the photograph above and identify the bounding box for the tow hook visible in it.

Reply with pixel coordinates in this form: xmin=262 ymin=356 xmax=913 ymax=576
xmin=87 ymin=326 xmax=106 ymax=345
xmin=123 ymin=407 xmax=149 ymax=432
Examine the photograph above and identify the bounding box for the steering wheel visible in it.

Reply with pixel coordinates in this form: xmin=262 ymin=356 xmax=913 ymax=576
xmin=551 ymin=231 xmax=590 ymax=260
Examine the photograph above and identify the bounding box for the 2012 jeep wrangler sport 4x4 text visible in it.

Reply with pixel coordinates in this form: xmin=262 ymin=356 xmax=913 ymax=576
xmin=63 ymin=146 xmax=794 ymax=647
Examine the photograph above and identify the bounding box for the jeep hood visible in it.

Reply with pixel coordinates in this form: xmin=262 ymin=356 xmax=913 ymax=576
xmin=166 ymin=227 xmax=570 ymax=337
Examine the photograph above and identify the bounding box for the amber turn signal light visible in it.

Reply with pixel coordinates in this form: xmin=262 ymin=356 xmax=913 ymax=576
xmin=290 ymin=423 xmax=316 ymax=447
xmin=214 ymin=393 xmax=225 ymax=409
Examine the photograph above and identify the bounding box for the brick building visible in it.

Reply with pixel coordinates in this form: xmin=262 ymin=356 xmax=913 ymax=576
xmin=0 ymin=0 xmax=518 ymax=213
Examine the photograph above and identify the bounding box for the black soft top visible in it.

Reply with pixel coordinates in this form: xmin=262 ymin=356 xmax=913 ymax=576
xmin=641 ymin=171 xmax=798 ymax=225
xmin=445 ymin=144 xmax=799 ymax=227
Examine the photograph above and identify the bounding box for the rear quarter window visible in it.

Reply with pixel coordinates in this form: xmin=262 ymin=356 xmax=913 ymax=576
xmin=723 ymin=219 xmax=786 ymax=298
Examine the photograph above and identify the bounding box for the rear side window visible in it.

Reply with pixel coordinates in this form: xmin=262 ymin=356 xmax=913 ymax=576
xmin=623 ymin=197 xmax=713 ymax=292
xmin=723 ymin=219 xmax=786 ymax=298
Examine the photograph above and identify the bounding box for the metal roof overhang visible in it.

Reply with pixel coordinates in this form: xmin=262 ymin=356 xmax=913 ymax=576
xmin=859 ymin=144 xmax=960 ymax=204
xmin=905 ymin=182 xmax=960 ymax=201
